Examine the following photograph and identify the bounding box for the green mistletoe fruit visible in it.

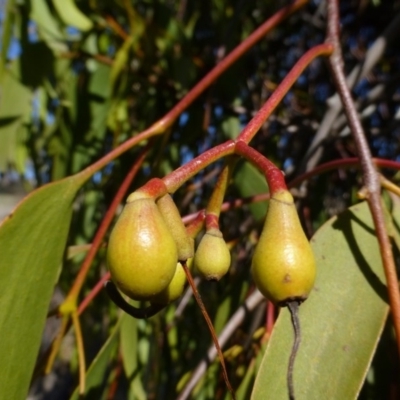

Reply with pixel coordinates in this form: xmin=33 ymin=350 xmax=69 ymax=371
xmin=157 ymin=194 xmax=194 ymax=261
xmin=251 ymin=190 xmax=316 ymax=304
xmin=107 ymin=194 xmax=178 ymax=300
xmin=151 ymin=261 xmax=187 ymax=305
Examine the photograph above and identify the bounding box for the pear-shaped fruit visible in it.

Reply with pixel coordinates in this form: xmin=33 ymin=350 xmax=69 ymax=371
xmin=150 ymin=262 xmax=186 ymax=305
xmin=107 ymin=195 xmax=178 ymax=300
xmin=194 ymin=228 xmax=231 ymax=280
xmin=251 ymin=190 xmax=316 ymax=304
xmin=157 ymin=194 xmax=194 ymax=261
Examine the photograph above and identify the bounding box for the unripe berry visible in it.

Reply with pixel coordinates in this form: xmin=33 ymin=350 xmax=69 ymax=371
xmin=251 ymin=190 xmax=316 ymax=304
xmin=194 ymin=228 xmax=231 ymax=280
xmin=156 ymin=194 xmax=194 ymax=261
xmin=150 ymin=261 xmax=187 ymax=305
xmin=107 ymin=194 xmax=178 ymax=300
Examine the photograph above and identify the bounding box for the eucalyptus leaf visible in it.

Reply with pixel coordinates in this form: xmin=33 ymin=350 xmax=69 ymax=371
xmin=52 ymin=0 xmax=93 ymax=32
xmin=31 ymin=0 xmax=67 ymax=52
xmin=0 ymin=0 xmax=16 ymax=78
xmin=120 ymin=313 xmax=147 ymax=400
xmin=0 ymin=71 xmax=32 ymax=171
xmin=0 ymin=172 xmax=89 ymax=399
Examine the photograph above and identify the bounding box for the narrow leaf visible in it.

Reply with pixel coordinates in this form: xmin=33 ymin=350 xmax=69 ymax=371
xmin=120 ymin=313 xmax=147 ymax=400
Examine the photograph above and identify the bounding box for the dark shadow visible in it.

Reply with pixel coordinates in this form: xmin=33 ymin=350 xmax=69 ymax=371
xmin=332 ymin=207 xmax=389 ymax=304
xmin=19 ymin=41 xmax=54 ymax=88
xmin=19 ymin=5 xmax=54 ymax=88
xmin=0 ymin=116 xmax=20 ymax=127
xmin=80 ymin=383 xmax=107 ymax=400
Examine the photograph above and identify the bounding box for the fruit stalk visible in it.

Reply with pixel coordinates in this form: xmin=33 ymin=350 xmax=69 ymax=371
xmin=287 ymin=300 xmax=301 ymax=400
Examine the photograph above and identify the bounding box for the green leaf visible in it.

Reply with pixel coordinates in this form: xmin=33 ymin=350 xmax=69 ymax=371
xmin=31 ymin=0 xmax=68 ymax=53
xmin=0 ymin=71 xmax=32 ymax=171
xmin=0 ymin=172 xmax=89 ymax=400
xmin=251 ymin=201 xmax=389 ymax=400
xmin=233 ymin=162 xmax=268 ymax=220
xmin=0 ymin=0 xmax=16 ymax=79
xmin=69 ymin=315 xmax=122 ymax=400
xmin=213 ymin=295 xmax=232 ymax=335
xmin=110 ymin=36 xmax=134 ymax=90
xmin=221 ymin=116 xmax=241 ymax=140
xmin=120 ymin=313 xmax=147 ymax=400
xmin=52 ymin=0 xmax=93 ymax=32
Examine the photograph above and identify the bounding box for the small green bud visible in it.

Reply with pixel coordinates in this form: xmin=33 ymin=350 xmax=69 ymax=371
xmin=157 ymin=194 xmax=194 ymax=261
xmin=194 ymin=228 xmax=231 ymax=281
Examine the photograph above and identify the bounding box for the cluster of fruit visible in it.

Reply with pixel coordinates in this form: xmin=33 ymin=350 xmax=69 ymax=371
xmin=106 ymin=173 xmax=316 ymax=314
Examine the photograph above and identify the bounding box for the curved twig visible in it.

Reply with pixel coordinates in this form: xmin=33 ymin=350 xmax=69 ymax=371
xmin=180 ymin=262 xmax=236 ymax=399
xmin=104 ymin=281 xmax=164 ymax=319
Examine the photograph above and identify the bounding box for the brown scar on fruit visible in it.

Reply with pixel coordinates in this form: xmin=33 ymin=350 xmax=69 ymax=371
xmin=284 ymin=274 xmax=292 ymax=283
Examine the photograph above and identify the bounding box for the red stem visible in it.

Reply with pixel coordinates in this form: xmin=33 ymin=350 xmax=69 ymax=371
xmin=161 ymin=44 xmax=333 ymax=195
xmin=266 ymin=300 xmax=275 ymax=338
xmin=289 ymin=157 xmax=400 ymax=188
xmin=237 ymin=44 xmax=333 ymax=144
xmin=156 ymin=0 xmax=308 ymax=123
xmin=235 ymin=141 xmax=287 ymax=195
xmin=136 ymin=178 xmax=169 ymax=199
xmin=185 ymin=209 xmax=206 ymax=238
xmin=162 ymin=141 xmax=236 ymax=193
xmin=78 ymin=155 xmax=400 ymax=312
xmin=78 ymin=271 xmax=111 ymax=315
xmin=181 ymin=156 xmax=400 ymax=225
xmin=181 ymin=262 xmax=236 ymax=399
xmin=205 ymin=213 xmax=220 ymax=231
xmin=81 ymin=0 xmax=308 ymax=178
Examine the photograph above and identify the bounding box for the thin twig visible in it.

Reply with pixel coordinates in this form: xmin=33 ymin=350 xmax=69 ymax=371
xmin=380 ymin=175 xmax=400 ymax=198
xmin=237 ymin=45 xmax=333 ymax=144
xmin=178 ymin=289 xmax=264 ymax=400
xmin=181 ymin=157 xmax=400 ymax=226
xmin=104 ymin=281 xmax=164 ymax=319
xmin=327 ymin=0 xmax=400 ymax=355
xmin=78 ymin=271 xmax=110 ymax=315
xmin=181 ymin=262 xmax=236 ymax=400
xmin=44 ymin=315 xmax=70 ymax=374
xmin=71 ymin=311 xmax=86 ymax=395
xmin=84 ymin=0 xmax=309 ymax=178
